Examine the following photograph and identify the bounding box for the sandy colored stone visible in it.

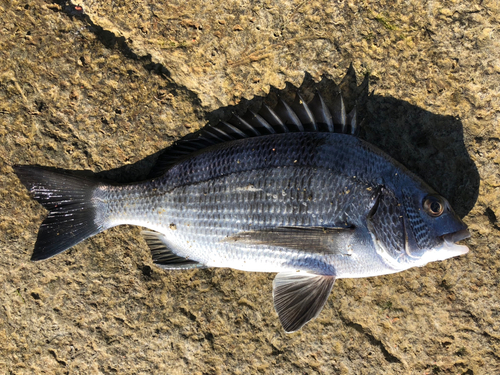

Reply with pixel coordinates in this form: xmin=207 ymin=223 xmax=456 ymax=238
xmin=1 ymin=0 xmax=500 ymax=374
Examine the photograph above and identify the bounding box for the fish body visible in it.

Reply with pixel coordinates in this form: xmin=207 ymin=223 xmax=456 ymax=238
xmin=13 ymin=86 xmax=469 ymax=332
xmin=103 ymin=132 xmax=386 ymax=276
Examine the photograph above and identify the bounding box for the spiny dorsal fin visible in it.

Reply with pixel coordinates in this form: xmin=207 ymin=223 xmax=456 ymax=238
xmin=148 ymin=72 xmax=362 ymax=178
xmin=273 ymin=271 xmax=336 ymax=333
xmin=141 ymin=230 xmax=206 ymax=270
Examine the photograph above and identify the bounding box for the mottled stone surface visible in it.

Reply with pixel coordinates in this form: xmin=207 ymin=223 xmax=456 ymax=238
xmin=1 ymin=0 xmax=499 ymax=374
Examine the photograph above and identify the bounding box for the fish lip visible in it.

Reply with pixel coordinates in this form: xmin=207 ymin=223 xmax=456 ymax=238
xmin=442 ymin=228 xmax=470 ymax=244
xmin=441 ymin=228 xmax=470 ymax=255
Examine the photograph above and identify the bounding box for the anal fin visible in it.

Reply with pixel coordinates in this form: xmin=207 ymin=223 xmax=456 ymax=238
xmin=141 ymin=231 xmax=205 ymax=270
xmin=273 ymin=271 xmax=336 ymax=333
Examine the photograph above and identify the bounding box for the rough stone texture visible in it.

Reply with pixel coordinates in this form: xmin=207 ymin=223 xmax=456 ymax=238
xmin=0 ymin=0 xmax=499 ymax=374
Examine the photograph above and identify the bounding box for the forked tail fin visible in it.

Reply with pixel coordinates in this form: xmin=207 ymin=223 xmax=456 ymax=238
xmin=13 ymin=165 xmax=106 ymax=261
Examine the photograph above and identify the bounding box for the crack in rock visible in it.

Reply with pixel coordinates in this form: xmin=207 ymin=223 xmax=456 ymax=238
xmin=339 ymin=315 xmax=404 ymax=365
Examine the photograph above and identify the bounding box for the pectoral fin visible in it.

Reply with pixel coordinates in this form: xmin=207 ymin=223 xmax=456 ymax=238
xmin=273 ymin=271 xmax=336 ymax=333
xmin=222 ymin=226 xmax=355 ymax=255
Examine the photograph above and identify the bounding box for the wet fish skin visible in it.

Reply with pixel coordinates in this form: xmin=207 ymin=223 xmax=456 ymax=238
xmin=13 ymin=88 xmax=470 ymax=333
xmin=99 ymin=133 xmax=386 ymax=276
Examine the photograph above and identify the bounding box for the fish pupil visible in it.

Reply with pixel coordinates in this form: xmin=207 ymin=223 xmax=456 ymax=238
xmin=430 ymin=201 xmax=441 ymax=214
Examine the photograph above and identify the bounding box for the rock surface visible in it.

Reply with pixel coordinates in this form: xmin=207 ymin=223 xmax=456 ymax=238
xmin=1 ymin=0 xmax=499 ymax=373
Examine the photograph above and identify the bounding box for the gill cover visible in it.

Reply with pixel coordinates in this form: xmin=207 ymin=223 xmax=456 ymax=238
xmin=368 ymin=185 xmax=470 ymax=269
xmin=367 ymin=187 xmax=409 ymax=266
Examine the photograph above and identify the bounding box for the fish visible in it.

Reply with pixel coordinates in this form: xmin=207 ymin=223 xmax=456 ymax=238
xmin=13 ymin=76 xmax=470 ymax=333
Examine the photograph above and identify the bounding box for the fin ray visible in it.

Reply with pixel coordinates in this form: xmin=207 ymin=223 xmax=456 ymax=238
xmin=309 ymin=91 xmax=334 ymax=132
xmin=347 ymin=105 xmax=358 ymax=135
xmin=13 ymin=165 xmax=104 ymax=261
xmin=233 ymin=114 xmax=261 ymax=136
xmin=273 ymin=272 xmax=336 ymax=332
xmin=259 ymin=103 xmax=288 ymax=132
xmin=292 ymin=92 xmax=317 ymax=131
xmin=332 ymin=91 xmax=347 ymax=132
xmin=222 ymin=226 xmax=355 ymax=255
xmin=274 ymin=99 xmax=304 ymax=132
xmin=141 ymin=230 xmax=206 ymax=270
xmin=246 ymin=110 xmax=276 ymax=134
xmin=148 ymin=71 xmax=362 ymax=178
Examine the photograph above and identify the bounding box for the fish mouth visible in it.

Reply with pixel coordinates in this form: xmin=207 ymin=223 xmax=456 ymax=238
xmin=441 ymin=228 xmax=470 ymax=255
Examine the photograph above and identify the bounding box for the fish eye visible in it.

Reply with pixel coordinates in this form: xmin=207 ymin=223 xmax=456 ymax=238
xmin=423 ymin=195 xmax=444 ymax=217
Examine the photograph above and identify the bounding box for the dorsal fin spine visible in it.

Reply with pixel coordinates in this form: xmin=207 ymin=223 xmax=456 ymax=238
xmin=310 ymin=91 xmax=334 ymax=132
xmin=278 ymin=99 xmax=304 ymax=132
xmin=148 ymin=80 xmax=361 ymax=178
xmin=204 ymin=127 xmax=231 ymax=142
xmin=347 ymin=105 xmax=357 ymax=135
xmin=293 ymin=92 xmax=317 ymax=131
xmin=233 ymin=114 xmax=261 ymax=136
xmin=248 ymin=110 xmax=276 ymax=134
xmin=219 ymin=122 xmax=247 ymax=139
xmin=332 ymin=93 xmax=346 ymax=132
xmin=261 ymin=104 xmax=288 ymax=132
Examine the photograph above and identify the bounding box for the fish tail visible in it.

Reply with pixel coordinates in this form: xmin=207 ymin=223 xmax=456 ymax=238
xmin=13 ymin=165 xmax=107 ymax=261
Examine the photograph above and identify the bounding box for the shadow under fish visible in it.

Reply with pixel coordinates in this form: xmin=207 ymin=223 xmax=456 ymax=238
xmin=13 ymin=67 xmax=478 ymax=333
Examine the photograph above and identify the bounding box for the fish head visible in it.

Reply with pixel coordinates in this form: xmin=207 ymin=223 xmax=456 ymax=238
xmin=368 ymin=183 xmax=470 ymax=270
xmin=400 ymin=187 xmax=470 ymax=266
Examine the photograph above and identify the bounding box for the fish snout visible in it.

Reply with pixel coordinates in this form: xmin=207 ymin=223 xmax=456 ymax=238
xmin=441 ymin=228 xmax=470 ymax=256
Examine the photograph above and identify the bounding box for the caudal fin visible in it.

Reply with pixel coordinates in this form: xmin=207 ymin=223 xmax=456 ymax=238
xmin=13 ymin=165 xmax=105 ymax=261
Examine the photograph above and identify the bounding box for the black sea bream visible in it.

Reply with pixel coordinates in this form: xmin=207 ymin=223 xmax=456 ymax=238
xmin=13 ymin=80 xmax=470 ymax=332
